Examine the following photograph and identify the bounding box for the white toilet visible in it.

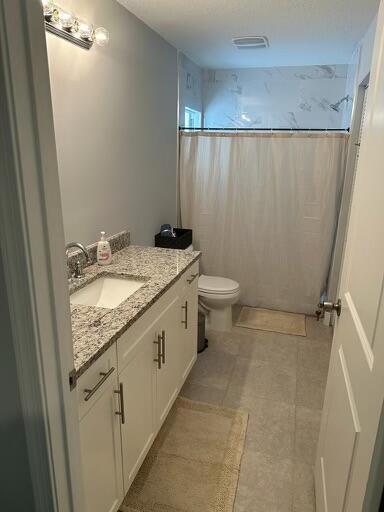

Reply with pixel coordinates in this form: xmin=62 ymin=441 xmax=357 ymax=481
xmin=198 ymin=274 xmax=240 ymax=331
xmin=184 ymin=244 xmax=240 ymax=331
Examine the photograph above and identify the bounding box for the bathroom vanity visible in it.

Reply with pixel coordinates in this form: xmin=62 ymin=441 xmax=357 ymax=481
xmin=70 ymin=245 xmax=200 ymax=512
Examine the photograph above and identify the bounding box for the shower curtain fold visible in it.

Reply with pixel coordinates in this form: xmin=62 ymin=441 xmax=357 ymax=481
xmin=179 ymin=132 xmax=347 ymax=314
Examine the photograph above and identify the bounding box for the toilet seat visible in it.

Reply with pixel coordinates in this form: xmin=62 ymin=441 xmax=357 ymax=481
xmin=198 ymin=275 xmax=240 ymax=295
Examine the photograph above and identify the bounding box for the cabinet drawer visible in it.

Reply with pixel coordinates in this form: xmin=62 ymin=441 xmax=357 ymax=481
xmin=77 ymin=345 xmax=118 ymax=420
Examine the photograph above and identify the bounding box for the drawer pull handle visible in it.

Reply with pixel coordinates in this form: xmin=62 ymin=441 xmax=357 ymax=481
xmin=154 ymin=334 xmax=162 ymax=369
xmin=114 ymin=383 xmax=125 ymax=424
xmin=187 ymin=273 xmax=199 ymax=284
xmin=161 ymin=330 xmax=166 ymax=365
xmin=181 ymin=301 xmax=188 ymax=329
xmin=84 ymin=367 xmax=115 ymax=401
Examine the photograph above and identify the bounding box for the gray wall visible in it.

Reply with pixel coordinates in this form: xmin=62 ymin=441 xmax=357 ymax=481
xmin=327 ymin=15 xmax=378 ymax=307
xmin=358 ymin=15 xmax=378 ymax=84
xmin=47 ymin=0 xmax=178 ymax=246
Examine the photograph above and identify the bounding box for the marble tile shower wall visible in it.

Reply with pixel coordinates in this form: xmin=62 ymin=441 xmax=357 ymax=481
xmin=203 ymin=65 xmax=350 ymax=130
xmin=179 ymin=52 xmax=203 ymax=125
xmin=343 ymin=49 xmax=360 ymax=128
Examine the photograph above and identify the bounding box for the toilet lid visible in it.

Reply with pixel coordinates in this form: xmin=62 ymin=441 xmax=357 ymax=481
xmin=198 ymin=275 xmax=240 ymax=295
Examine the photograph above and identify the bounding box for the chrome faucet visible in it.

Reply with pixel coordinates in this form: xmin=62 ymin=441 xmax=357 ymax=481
xmin=65 ymin=242 xmax=91 ymax=279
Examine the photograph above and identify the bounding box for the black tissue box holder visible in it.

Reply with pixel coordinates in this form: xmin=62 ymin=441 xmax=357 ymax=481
xmin=155 ymin=228 xmax=192 ymax=250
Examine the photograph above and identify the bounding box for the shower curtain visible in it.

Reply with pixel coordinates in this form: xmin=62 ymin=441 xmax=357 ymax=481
xmin=179 ymin=131 xmax=347 ymax=314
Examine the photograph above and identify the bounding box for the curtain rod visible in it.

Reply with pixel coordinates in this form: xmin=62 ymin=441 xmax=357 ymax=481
xmin=179 ymin=127 xmax=350 ymax=133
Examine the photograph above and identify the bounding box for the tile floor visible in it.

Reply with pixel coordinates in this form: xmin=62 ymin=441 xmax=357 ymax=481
xmin=180 ymin=311 xmax=332 ymax=512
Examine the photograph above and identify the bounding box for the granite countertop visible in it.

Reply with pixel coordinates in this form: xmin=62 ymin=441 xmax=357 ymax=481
xmin=70 ymin=245 xmax=200 ymax=378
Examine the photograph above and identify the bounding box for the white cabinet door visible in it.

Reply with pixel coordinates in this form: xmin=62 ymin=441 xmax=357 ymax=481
xmin=156 ymin=296 xmax=181 ymax=425
xmin=79 ymin=371 xmax=123 ymax=512
xmin=119 ymin=324 xmax=156 ymax=491
xmin=180 ymin=274 xmax=198 ymax=383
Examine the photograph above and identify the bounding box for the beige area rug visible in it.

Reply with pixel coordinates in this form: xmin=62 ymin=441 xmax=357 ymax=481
xmin=236 ymin=306 xmax=306 ymax=337
xmin=120 ymin=397 xmax=248 ymax=512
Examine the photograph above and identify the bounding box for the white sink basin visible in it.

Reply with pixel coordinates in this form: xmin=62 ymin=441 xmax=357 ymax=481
xmin=70 ymin=276 xmax=146 ymax=309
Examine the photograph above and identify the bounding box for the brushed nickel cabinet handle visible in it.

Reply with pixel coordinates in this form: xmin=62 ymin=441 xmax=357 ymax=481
xmin=181 ymin=301 xmax=188 ymax=329
xmin=161 ymin=330 xmax=166 ymax=365
xmin=154 ymin=334 xmax=162 ymax=369
xmin=84 ymin=367 xmax=115 ymax=401
xmin=114 ymin=382 xmax=125 ymax=424
xmin=187 ymin=273 xmax=198 ymax=284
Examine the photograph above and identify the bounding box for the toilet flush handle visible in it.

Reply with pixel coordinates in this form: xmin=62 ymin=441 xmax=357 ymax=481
xmin=187 ymin=273 xmax=199 ymax=284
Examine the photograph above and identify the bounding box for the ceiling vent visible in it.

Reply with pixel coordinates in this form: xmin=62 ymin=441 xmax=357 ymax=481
xmin=232 ymin=36 xmax=269 ymax=50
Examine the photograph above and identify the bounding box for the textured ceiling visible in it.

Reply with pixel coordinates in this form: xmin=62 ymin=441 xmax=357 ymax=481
xmin=117 ymin=0 xmax=379 ymax=68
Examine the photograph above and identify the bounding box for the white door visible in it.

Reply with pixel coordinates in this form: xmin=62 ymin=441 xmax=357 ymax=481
xmin=315 ymin=4 xmax=384 ymax=511
xmin=119 ymin=325 xmax=156 ymax=491
xmin=156 ymin=296 xmax=181 ymax=425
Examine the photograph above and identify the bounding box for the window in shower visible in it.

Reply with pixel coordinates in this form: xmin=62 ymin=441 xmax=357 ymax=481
xmin=184 ymin=107 xmax=201 ymax=128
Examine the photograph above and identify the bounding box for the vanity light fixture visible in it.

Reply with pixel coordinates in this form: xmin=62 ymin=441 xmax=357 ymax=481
xmin=41 ymin=0 xmax=109 ymax=50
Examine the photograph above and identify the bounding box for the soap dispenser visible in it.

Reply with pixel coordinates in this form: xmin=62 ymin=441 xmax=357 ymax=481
xmin=97 ymin=231 xmax=112 ymax=265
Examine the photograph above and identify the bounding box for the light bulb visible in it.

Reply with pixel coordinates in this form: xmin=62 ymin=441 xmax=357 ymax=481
xmin=77 ymin=19 xmax=93 ymax=40
xmin=58 ymin=9 xmax=75 ymax=29
xmin=41 ymin=0 xmax=54 ymax=16
xmin=94 ymin=27 xmax=109 ymax=47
